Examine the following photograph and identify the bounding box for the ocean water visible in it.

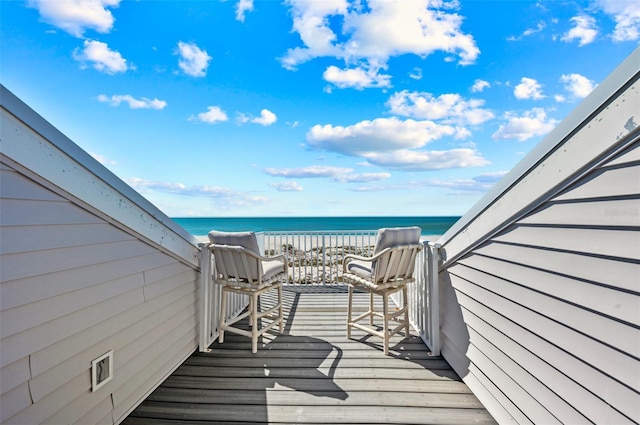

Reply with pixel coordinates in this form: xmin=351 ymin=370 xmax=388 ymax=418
xmin=172 ymin=216 xmax=460 ymax=237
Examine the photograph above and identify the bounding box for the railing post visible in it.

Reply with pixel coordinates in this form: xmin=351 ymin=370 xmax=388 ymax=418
xmin=198 ymin=243 xmax=213 ymax=352
xmin=322 ymin=233 xmax=326 ymax=284
xmin=427 ymin=242 xmax=442 ymax=356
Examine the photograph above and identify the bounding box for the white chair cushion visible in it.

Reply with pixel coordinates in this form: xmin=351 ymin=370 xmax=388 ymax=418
xmin=208 ymin=230 xmax=261 ymax=281
xmin=262 ymin=259 xmax=285 ymax=281
xmin=374 ymin=226 xmax=421 ymax=254
xmin=208 ymin=230 xmax=260 ymax=254
xmin=346 ymin=259 xmax=373 ymax=280
xmin=373 ymin=227 xmax=421 ymax=278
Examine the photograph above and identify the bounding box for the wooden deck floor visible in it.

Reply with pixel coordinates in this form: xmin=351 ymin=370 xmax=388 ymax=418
xmin=123 ymin=286 xmax=496 ymax=425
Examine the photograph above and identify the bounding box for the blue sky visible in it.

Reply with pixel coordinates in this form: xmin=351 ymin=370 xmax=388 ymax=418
xmin=2 ymin=0 xmax=638 ymax=217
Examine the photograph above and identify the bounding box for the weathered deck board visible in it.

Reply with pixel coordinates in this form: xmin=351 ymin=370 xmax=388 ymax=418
xmin=123 ymin=286 xmax=496 ymax=424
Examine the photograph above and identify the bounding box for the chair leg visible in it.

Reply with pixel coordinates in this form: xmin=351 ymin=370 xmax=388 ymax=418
xmin=219 ymin=287 xmax=228 ymax=344
xmin=347 ymin=285 xmax=353 ymax=339
xmin=251 ymin=292 xmax=259 ymax=354
xmin=382 ymin=291 xmax=389 ymax=355
xmin=403 ymin=285 xmax=409 ymax=335
xmin=277 ymin=284 xmax=283 ymax=333
xmin=369 ymin=291 xmax=374 ymax=326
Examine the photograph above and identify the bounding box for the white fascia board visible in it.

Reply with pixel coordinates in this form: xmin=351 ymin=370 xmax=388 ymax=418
xmin=0 ymin=85 xmax=200 ymax=267
xmin=437 ymin=46 xmax=640 ymax=256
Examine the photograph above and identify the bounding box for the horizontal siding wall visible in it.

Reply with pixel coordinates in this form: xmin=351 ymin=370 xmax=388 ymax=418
xmin=1 ymin=92 xmax=200 ymax=424
xmin=437 ymin=51 xmax=639 ymax=425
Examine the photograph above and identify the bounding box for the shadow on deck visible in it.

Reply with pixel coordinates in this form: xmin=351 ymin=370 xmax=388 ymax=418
xmin=123 ymin=286 xmax=496 ymax=424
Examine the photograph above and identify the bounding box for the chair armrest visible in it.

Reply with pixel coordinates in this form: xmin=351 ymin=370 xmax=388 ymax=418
xmin=343 ymin=244 xmax=423 ymax=273
xmin=210 ymin=244 xmax=288 ymax=273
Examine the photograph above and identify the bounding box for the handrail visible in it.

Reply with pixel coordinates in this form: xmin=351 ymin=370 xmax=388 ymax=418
xmin=259 ymin=230 xmax=378 ymax=285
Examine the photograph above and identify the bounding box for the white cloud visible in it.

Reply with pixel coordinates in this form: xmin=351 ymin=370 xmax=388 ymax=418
xmin=387 ymin=91 xmax=494 ymax=126
xmin=323 ymin=65 xmax=391 ymax=89
xmin=594 ymin=0 xmax=640 ymax=41
xmin=237 ymin=109 xmax=278 ymax=125
xmin=334 ymin=172 xmax=391 ymax=183
xmin=265 ymin=166 xmax=391 ymax=183
xmin=302 ymin=115 xmax=490 ymax=172
xmin=560 ymin=73 xmax=596 ymax=98
xmin=471 ymin=79 xmax=490 ymax=93
xmin=128 ymin=178 xmax=269 ymax=206
xmin=427 ymin=171 xmax=508 ymax=194
xmin=270 ymin=181 xmax=303 ymax=192
xmin=507 ymin=21 xmax=546 ymax=41
xmin=90 ymin=152 xmax=117 ymax=166
xmin=362 ymin=148 xmax=489 ymax=171
xmin=561 ymin=15 xmax=598 ymax=46
xmin=307 ymin=117 xmax=457 ymax=156
xmin=265 ymin=165 xmax=354 ymax=179
xmin=252 ymin=109 xmax=277 ymax=126
xmin=235 ymin=0 xmax=254 ymax=22
xmin=27 ymin=0 xmax=120 ymax=37
xmin=73 ymin=40 xmax=128 ymax=74
xmin=192 ymin=106 xmax=228 ymax=124
xmin=492 ymin=108 xmax=558 ymax=141
xmin=409 ymin=67 xmax=423 ymax=80
xmin=98 ymin=94 xmax=167 ymax=109
xmin=176 ymin=41 xmax=211 ymax=77
xmin=281 ymin=0 xmax=479 ymax=86
xmin=514 ymin=77 xmax=545 ymax=100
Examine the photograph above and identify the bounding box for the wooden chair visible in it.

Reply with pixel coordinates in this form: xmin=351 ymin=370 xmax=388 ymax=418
xmin=208 ymin=231 xmax=287 ymax=353
xmin=343 ymin=227 xmax=422 ymax=355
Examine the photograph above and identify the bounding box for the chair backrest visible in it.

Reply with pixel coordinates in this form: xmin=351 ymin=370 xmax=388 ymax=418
xmin=208 ymin=230 xmax=261 ymax=282
xmin=372 ymin=227 xmax=421 ymax=283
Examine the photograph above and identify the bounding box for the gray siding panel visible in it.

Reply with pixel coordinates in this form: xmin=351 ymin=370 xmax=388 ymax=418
xmin=436 ymin=50 xmax=640 ymax=425
xmin=1 ymin=93 xmax=200 ymax=424
xmin=493 ymin=226 xmax=638 ymax=260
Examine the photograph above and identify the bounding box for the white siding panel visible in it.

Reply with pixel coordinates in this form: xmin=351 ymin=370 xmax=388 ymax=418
xmin=607 ymin=142 xmax=640 ymax=166
xmin=143 ymin=268 xmax=198 ymax=300
xmin=1 ymin=288 xmax=144 ymax=368
xmin=459 ymin=253 xmax=639 ymax=325
xmin=0 ymin=382 xmax=31 ymax=423
xmin=1 ymin=239 xmax=157 ymax=282
xmin=1 ymin=252 xmax=169 ymax=310
xmin=449 ymin=265 xmax=638 ymax=384
xmin=0 ymin=167 xmax=63 ymax=201
xmin=1 ymin=223 xmax=135 ymax=255
xmin=474 ymin=242 xmax=640 ymax=293
xmin=465 ymin=343 xmax=561 ymax=425
xmin=29 ymin=281 xmax=195 ymax=377
xmin=111 ymin=328 xmax=197 ymax=422
xmin=4 ymin=370 xmax=90 ymax=425
xmin=461 ymin=364 xmax=525 ymax=425
xmin=446 ymin=268 xmax=636 ymax=389
xmin=1 ymin=273 xmax=144 ymax=338
xmin=115 ymin=301 xmax=197 ymax=368
xmin=493 ymin=226 xmax=639 ymax=260
xmin=554 ymin=163 xmax=640 ymax=201
xmin=456 ymin=289 xmax=639 ymax=423
xmin=0 ymin=198 xmax=102 ymax=227
xmin=142 ymin=261 xmax=191 ymax=284
xmin=28 ymin=289 xmax=196 ymax=403
xmin=0 ymin=357 xmax=30 ymax=396
xmin=519 ymin=198 xmax=640 ymax=227
xmin=71 ymin=396 xmax=114 ymax=425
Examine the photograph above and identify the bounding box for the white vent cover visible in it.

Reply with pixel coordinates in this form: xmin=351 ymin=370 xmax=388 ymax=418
xmin=91 ymin=350 xmax=113 ymax=391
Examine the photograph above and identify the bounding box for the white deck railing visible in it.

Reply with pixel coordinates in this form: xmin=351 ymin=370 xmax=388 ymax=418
xmin=199 ymin=232 xmax=441 ymax=355
xmin=258 ymin=230 xmax=378 ymax=285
